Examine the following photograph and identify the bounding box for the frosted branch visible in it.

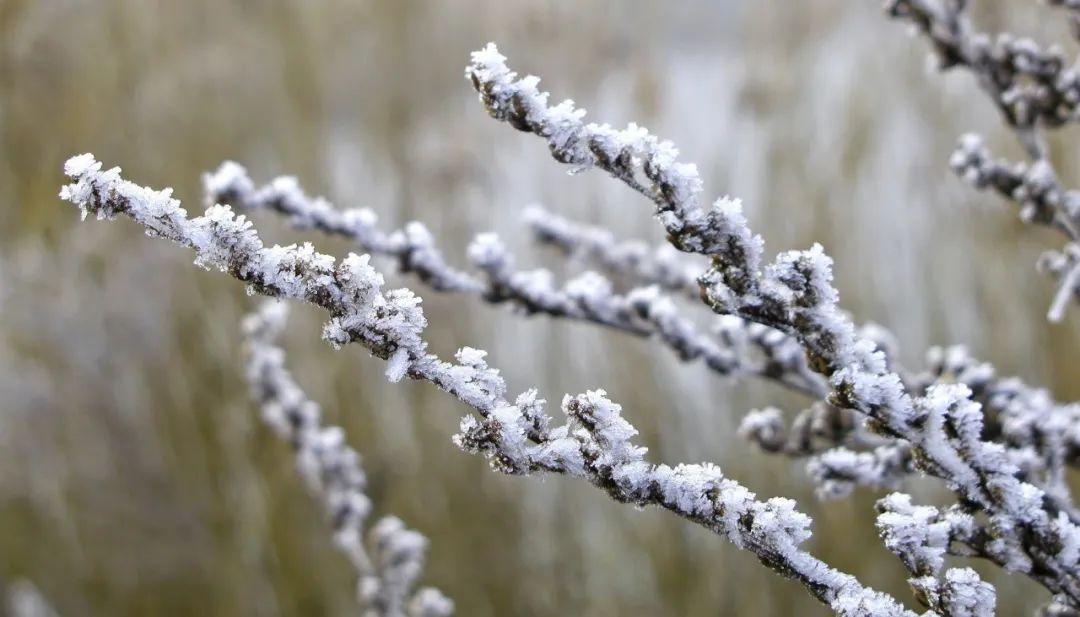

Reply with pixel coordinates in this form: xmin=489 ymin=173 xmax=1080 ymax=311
xmin=948 ymin=135 xmax=1080 ymax=320
xmin=949 ymin=134 xmax=1080 ymax=238
xmin=877 ymin=494 xmax=996 ymax=615
xmin=739 ymin=403 xmax=909 ymax=499
xmin=243 ymin=301 xmax=451 ymax=617
xmin=915 ymin=345 xmax=1080 ymax=513
xmin=885 ymin=1 xmax=1080 ymax=320
xmin=203 ymin=162 xmax=483 ymax=294
xmin=742 ymin=344 xmax=1080 ymax=503
xmin=204 ymin=161 xmax=827 ymax=398
xmin=885 ymin=0 xmax=1080 ymax=138
xmin=468 ymin=232 xmax=824 ymax=396
xmin=467 ymin=43 xmax=1080 ymax=606
xmin=520 ymin=204 xmax=826 ymax=393
xmin=522 ymin=204 xmax=701 ymax=296
xmin=807 ymin=444 xmax=913 ymax=501
xmin=63 ymin=155 xmax=913 ymax=617
xmin=456 ymin=388 xmax=916 ymax=615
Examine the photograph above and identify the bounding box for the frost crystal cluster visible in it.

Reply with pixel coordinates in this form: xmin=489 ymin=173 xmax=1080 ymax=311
xmin=56 ymin=5 xmax=1080 ymax=615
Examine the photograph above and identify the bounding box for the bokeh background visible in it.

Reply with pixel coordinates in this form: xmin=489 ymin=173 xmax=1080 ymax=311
xmin=1 ymin=1 xmax=1078 ymax=615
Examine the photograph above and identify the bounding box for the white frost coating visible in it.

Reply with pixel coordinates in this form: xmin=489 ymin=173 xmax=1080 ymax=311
xmin=468 ymin=45 xmax=1080 ymax=609
xmin=386 ymin=347 xmax=412 ymax=383
xmin=938 ymin=569 xmax=996 ymax=617
xmin=877 ymin=493 xmax=953 ymax=576
xmin=807 ymin=444 xmax=910 ymax=500
xmin=64 ymin=152 xmax=99 ymax=179
xmin=243 ymin=302 xmax=451 ymax=617
xmin=916 ymin=344 xmax=1080 ymax=504
xmin=465 ymin=232 xmax=825 ymax=396
xmin=738 ymin=407 xmax=786 ymax=451
xmin=464 ymin=397 xmax=921 ymax=615
xmin=523 ymin=202 xmax=822 ymax=393
xmin=712 ymin=196 xmax=764 ymax=274
xmin=203 ymin=161 xmax=480 ymax=294
xmin=523 ymin=203 xmax=701 ymax=295
xmin=893 ymin=0 xmax=1080 ymax=320
xmin=454 ymin=378 xmax=891 ymax=613
xmin=877 ymin=495 xmax=996 ymax=616
xmin=469 ymin=44 xmax=748 ymax=256
xmin=746 ymin=342 xmax=1080 ymax=504
xmin=64 ymin=155 xmax=912 ymax=616
xmin=204 ymin=160 xmax=825 ymax=397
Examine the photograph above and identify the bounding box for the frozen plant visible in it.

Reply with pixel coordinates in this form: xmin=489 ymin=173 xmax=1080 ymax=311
xmin=203 ymin=160 xmax=826 ymax=397
xmin=62 ymin=155 xmax=918 ymax=615
xmin=54 ymin=18 xmax=1080 ymax=616
xmin=521 ymin=204 xmax=702 ymax=297
xmin=739 ymin=343 xmax=1080 ymax=504
xmin=243 ymin=301 xmax=451 ymax=617
xmin=885 ymin=0 xmax=1080 ymax=321
xmin=466 ymin=41 xmax=1080 ymax=612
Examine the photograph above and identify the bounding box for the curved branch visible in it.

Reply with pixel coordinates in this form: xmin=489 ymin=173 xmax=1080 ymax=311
xmin=61 ymin=154 xmax=914 ymax=617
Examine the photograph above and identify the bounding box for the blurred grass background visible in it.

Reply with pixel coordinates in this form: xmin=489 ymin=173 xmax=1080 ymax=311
xmin=0 ymin=0 xmax=1078 ymax=615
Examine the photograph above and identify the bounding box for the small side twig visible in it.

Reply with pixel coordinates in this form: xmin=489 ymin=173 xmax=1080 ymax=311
xmin=243 ymin=301 xmax=452 ymax=617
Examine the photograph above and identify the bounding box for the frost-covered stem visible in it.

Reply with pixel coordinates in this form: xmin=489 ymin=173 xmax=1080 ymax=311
xmin=467 ymin=44 xmax=1080 ymax=605
xmin=62 ymin=153 xmax=517 ymax=443
xmin=204 ymin=162 xmax=827 ymax=399
xmin=63 ymin=155 xmax=912 ymax=617
xmin=203 ymin=163 xmax=483 ymax=294
xmin=469 ymin=232 xmax=824 ymax=397
xmin=885 ymin=0 xmax=1079 ymax=143
xmin=877 ymin=490 xmax=1066 ymax=608
xmin=456 ymin=390 xmax=917 ymax=616
xmin=949 ymin=134 xmax=1080 ymax=241
xmin=744 ymin=345 xmax=1080 ymax=511
xmin=739 ymin=403 xmax=886 ymax=458
xmin=527 ymin=205 xmax=930 ymax=398
xmin=522 ymin=204 xmax=702 ymax=297
xmin=524 ymin=203 xmax=825 ymax=393
xmin=243 ymin=302 xmax=451 ymax=617
xmin=739 ymin=404 xmax=913 ymax=501
xmin=886 ymin=0 xmax=1080 ymax=319
xmin=913 ymin=345 xmax=1080 ymax=531
xmin=876 ymin=494 xmax=997 ymax=615
xmin=948 ymin=134 xmax=1080 ymax=319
